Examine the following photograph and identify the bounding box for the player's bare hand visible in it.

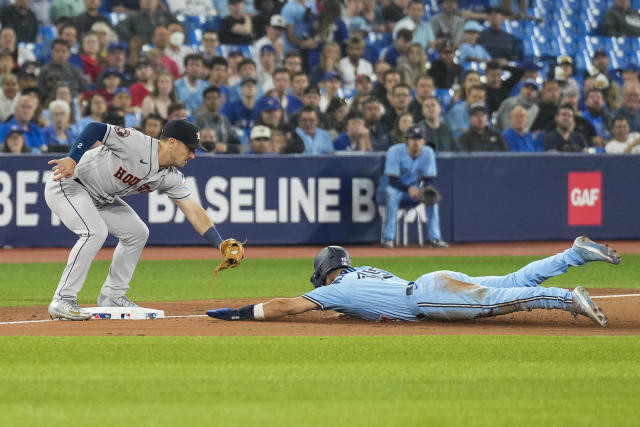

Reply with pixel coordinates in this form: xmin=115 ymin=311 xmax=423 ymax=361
xmin=48 ymin=157 xmax=77 ymax=181
xmin=408 ymin=186 xmax=422 ymax=200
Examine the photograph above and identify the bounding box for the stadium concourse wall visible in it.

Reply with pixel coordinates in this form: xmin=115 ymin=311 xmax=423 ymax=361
xmin=1 ymin=153 xmax=639 ymax=248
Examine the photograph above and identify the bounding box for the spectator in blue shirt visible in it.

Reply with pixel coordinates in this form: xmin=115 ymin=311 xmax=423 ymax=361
xmin=228 ymin=59 xmax=264 ymax=103
xmin=380 ymin=28 xmax=413 ymax=67
xmin=41 ymin=100 xmax=77 ymax=150
xmin=0 ymin=95 xmax=43 ymax=151
xmin=458 ymin=20 xmax=491 ymax=65
xmin=285 ymin=105 xmax=334 ymax=154
xmin=222 ymin=77 xmax=259 ymax=143
xmin=503 ymin=105 xmax=542 ymax=151
xmin=333 ymin=111 xmax=373 ymax=151
xmin=445 ymin=84 xmax=486 ymax=135
xmin=281 ymin=0 xmax=318 ymax=54
xmin=175 ymin=54 xmax=211 ymax=115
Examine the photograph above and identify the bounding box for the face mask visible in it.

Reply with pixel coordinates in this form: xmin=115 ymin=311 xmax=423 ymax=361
xmin=169 ymin=31 xmax=185 ymax=46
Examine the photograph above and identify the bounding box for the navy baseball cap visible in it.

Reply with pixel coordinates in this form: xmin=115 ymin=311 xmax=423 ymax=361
xmin=108 ymin=42 xmax=127 ymax=52
xmin=113 ymin=86 xmax=130 ymax=96
xmin=241 ymin=76 xmax=257 ymax=86
xmin=161 ymin=120 xmax=208 ymax=151
xmin=260 ymin=44 xmax=276 ymax=55
xmin=102 ymin=67 xmax=122 ymax=78
xmin=405 ymin=124 xmax=425 ymax=139
xmin=523 ymin=78 xmax=539 ymax=90
xmin=522 ymin=60 xmax=540 ymax=71
xmin=323 ymin=71 xmax=342 ymax=82
xmin=262 ymin=96 xmax=281 ymax=110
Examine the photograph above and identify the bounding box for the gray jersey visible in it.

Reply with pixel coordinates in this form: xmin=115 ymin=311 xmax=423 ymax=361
xmin=73 ymin=125 xmax=191 ymax=205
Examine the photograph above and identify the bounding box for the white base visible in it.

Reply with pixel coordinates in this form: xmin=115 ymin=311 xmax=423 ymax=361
xmin=85 ymin=306 xmax=165 ymax=320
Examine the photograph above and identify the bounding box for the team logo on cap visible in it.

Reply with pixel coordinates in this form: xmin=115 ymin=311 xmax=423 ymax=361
xmin=196 ymin=131 xmax=200 ymax=141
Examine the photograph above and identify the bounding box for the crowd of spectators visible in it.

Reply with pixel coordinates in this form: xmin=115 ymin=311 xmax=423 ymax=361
xmin=1 ymin=0 xmax=640 ymax=156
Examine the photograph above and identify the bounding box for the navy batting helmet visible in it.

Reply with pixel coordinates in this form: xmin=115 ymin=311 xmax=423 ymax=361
xmin=310 ymin=246 xmax=352 ymax=288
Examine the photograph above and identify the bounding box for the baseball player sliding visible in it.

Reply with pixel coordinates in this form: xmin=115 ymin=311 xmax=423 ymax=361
xmin=207 ymin=236 xmax=619 ymax=327
xmin=45 ymin=120 xmax=244 ymax=321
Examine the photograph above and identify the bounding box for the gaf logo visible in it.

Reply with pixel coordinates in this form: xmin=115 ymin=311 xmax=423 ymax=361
xmin=568 ymin=172 xmax=602 ymax=226
xmin=570 ymin=188 xmax=599 ymax=207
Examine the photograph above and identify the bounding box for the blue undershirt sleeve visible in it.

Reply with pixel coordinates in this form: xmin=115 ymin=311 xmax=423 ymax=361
xmin=68 ymin=122 xmax=108 ymax=163
xmin=389 ymin=176 xmax=410 ymax=192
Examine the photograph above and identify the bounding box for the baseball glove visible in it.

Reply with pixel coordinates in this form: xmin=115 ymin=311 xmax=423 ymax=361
xmin=418 ymin=185 xmax=442 ymax=206
xmin=215 ymin=238 xmax=245 ymax=274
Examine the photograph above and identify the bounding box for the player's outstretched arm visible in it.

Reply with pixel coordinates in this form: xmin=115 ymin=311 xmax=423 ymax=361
xmin=207 ymin=297 xmax=318 ymax=321
xmin=175 ymin=196 xmax=214 ymax=235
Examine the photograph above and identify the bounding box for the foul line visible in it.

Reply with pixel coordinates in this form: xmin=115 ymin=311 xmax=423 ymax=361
xmin=592 ymin=293 xmax=640 ymax=299
xmin=2 ymin=295 xmax=640 ymax=325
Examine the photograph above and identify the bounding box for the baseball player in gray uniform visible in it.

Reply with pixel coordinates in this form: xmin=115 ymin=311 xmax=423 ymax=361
xmin=45 ymin=120 xmax=235 ymax=321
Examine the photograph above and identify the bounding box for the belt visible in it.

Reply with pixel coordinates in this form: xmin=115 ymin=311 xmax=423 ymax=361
xmin=405 ymin=282 xmax=416 ymax=295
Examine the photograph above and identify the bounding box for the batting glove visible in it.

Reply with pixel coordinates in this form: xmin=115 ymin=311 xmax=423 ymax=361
xmin=206 ymin=305 xmax=256 ymax=321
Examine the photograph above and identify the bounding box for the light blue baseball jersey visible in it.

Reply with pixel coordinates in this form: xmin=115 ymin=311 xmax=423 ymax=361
xmin=384 ymin=143 xmax=437 ymax=186
xmin=303 ymin=266 xmax=417 ymax=321
xmin=302 ymin=249 xmax=582 ymax=322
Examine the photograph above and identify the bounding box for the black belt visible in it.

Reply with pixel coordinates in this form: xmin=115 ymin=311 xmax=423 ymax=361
xmin=406 ymin=282 xmax=415 ymax=295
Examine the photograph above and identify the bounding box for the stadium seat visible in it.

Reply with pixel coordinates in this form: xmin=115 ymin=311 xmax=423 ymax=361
xmin=434 ymin=88 xmax=453 ymax=112
xmin=378 ymin=203 xmax=427 ymax=247
xmin=107 ymin=12 xmax=128 ymax=26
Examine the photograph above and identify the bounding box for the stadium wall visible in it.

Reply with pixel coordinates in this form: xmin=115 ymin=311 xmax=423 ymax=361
xmin=0 ymin=153 xmax=638 ymax=247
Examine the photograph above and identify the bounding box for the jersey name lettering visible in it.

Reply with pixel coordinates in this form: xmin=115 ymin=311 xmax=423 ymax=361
xmin=357 ymin=267 xmax=393 ymax=280
xmin=113 ymin=166 xmax=142 ymax=186
xmin=136 ymin=183 xmax=153 ymax=193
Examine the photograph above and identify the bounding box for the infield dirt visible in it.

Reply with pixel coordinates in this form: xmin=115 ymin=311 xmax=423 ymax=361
xmin=1 ymin=241 xmax=639 ymax=337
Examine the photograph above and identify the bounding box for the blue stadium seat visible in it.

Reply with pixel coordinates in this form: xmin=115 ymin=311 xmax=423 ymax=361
xmin=219 ymin=44 xmax=255 ymax=59
xmin=107 ymin=12 xmax=128 ymax=26
xmin=434 ymin=88 xmax=453 ymax=112
xmin=37 ymin=26 xmax=56 ymax=45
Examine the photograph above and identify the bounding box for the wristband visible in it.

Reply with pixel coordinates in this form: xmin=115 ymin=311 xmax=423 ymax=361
xmin=253 ymin=303 xmax=265 ymax=320
xmin=238 ymin=305 xmax=255 ymax=320
xmin=204 ymin=226 xmax=224 ymax=248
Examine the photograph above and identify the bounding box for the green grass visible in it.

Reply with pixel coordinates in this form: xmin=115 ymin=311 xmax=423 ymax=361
xmin=2 ymin=255 xmax=639 ymax=307
xmin=1 ymin=336 xmax=639 ymax=427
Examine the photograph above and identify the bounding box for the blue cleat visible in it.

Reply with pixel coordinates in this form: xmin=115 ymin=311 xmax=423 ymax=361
xmin=571 ymin=286 xmax=608 ymax=327
xmin=572 ymin=236 xmax=620 ymax=265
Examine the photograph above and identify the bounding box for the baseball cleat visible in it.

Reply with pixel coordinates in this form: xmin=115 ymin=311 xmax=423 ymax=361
xmin=48 ymin=298 xmax=92 ymax=321
xmin=572 ymin=236 xmax=620 ymax=265
xmin=429 ymin=239 xmax=449 ymax=249
xmin=571 ymin=286 xmax=608 ymax=327
xmin=97 ymin=294 xmax=138 ymax=307
xmin=381 ymin=239 xmax=395 ymax=249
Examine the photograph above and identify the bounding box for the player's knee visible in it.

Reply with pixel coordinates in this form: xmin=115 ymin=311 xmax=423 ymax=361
xmin=127 ymin=222 xmax=149 ymax=246
xmin=89 ymin=224 xmax=109 ymax=245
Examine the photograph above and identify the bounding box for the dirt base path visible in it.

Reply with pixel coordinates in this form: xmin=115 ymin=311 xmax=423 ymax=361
xmin=1 ymin=289 xmax=638 ymax=337
xmin=2 ymin=240 xmax=640 ymax=263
